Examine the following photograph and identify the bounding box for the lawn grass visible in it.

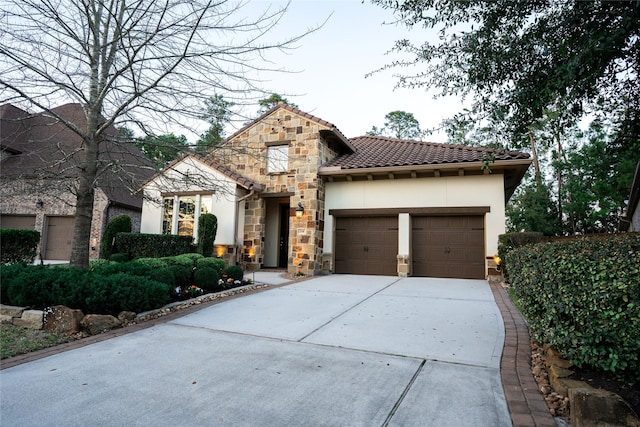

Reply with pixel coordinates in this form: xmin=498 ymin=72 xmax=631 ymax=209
xmin=0 ymin=324 xmax=71 ymax=359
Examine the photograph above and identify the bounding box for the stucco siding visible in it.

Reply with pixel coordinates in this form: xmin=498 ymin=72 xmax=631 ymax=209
xmin=141 ymin=157 xmax=238 ymax=245
xmin=324 ymin=174 xmax=506 ymax=262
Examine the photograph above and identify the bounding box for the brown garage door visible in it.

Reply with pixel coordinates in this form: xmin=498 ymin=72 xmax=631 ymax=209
xmin=0 ymin=215 xmax=36 ymax=230
xmin=334 ymin=217 xmax=398 ymax=276
xmin=412 ymin=216 xmax=485 ymax=279
xmin=44 ymin=216 xmax=75 ymax=260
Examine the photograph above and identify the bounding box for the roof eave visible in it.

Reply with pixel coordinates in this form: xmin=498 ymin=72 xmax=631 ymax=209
xmin=318 ymin=158 xmax=532 ymax=176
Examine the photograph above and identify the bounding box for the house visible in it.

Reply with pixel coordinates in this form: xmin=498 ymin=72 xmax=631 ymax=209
xmin=141 ymin=104 xmax=531 ymax=278
xmin=0 ymin=103 xmax=153 ymax=262
xmin=620 ymin=160 xmax=640 ymax=232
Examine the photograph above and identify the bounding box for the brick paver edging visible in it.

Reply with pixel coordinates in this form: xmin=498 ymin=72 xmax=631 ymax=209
xmin=490 ymin=282 xmax=557 ymax=427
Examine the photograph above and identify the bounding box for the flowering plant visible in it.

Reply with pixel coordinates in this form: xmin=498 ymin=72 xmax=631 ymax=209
xmin=173 ymin=285 xmax=204 ymax=300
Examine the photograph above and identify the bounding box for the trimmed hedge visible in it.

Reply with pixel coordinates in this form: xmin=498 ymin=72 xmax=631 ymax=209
xmin=114 ymin=233 xmax=193 ymax=259
xmin=498 ymin=232 xmax=545 ymax=281
xmin=0 ymin=264 xmax=170 ymax=315
xmin=506 ymin=233 xmax=640 ymax=378
xmin=101 ymin=215 xmax=131 ymax=259
xmin=0 ymin=229 xmax=40 ymax=265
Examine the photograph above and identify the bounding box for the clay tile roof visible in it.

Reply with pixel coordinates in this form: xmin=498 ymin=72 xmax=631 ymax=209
xmin=323 ymin=135 xmax=530 ymax=170
xmin=190 ymin=153 xmax=263 ymax=191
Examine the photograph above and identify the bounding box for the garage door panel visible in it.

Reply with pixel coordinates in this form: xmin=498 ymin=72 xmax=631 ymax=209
xmin=44 ymin=216 xmax=75 ymax=260
xmin=334 ymin=217 xmax=398 ymax=276
xmin=0 ymin=215 xmax=36 ymax=230
xmin=412 ymin=215 xmax=485 ymax=279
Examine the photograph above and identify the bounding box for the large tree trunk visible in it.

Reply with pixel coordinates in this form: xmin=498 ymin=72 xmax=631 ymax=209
xmin=69 ymin=113 xmax=100 ymax=269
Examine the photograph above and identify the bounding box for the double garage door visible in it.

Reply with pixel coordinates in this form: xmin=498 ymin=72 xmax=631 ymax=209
xmin=0 ymin=215 xmax=74 ymax=260
xmin=334 ymin=215 xmax=485 ymax=279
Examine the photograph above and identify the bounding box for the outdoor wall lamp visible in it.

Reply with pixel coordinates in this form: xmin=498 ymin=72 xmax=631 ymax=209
xmin=36 ymin=199 xmax=44 ymax=208
xmin=295 ymin=202 xmax=304 ymax=218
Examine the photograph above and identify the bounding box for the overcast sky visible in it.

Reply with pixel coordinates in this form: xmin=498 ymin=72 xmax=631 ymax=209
xmin=240 ymin=0 xmax=466 ymax=142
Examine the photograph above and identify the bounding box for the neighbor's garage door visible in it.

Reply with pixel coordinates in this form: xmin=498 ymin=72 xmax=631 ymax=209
xmin=0 ymin=215 xmax=36 ymax=230
xmin=44 ymin=216 xmax=75 ymax=260
xmin=412 ymin=216 xmax=485 ymax=279
xmin=334 ymin=217 xmax=398 ymax=276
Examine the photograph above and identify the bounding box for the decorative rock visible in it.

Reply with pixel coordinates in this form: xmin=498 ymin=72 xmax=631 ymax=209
xmin=569 ymin=386 xmax=640 ymax=427
xmin=0 ymin=314 xmax=14 ymax=325
xmin=117 ymin=311 xmax=136 ymax=324
xmin=0 ymin=304 xmax=25 ymax=317
xmin=13 ymin=309 xmax=44 ymax=329
xmin=44 ymin=305 xmax=85 ymax=334
xmin=80 ymin=314 xmax=121 ymax=335
xmin=553 ymin=378 xmax=588 ymax=398
xmin=545 ymin=355 xmax=573 ymax=370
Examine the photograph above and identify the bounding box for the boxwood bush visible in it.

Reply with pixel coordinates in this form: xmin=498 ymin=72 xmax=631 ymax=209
xmin=194 ymin=257 xmax=226 ymax=291
xmin=506 ymin=233 xmax=640 ymax=378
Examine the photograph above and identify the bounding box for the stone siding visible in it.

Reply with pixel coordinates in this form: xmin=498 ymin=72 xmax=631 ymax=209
xmin=212 ymin=109 xmax=343 ymax=275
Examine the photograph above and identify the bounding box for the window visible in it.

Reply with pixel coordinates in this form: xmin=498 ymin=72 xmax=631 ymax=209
xmin=162 ymin=194 xmax=213 ymax=239
xmin=162 ymin=197 xmax=174 ymax=235
xmin=177 ymin=196 xmax=196 ymax=236
xmin=267 ymin=145 xmax=288 ymax=173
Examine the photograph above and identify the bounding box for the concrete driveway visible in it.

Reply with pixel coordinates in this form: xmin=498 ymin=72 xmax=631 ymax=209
xmin=0 ymin=275 xmax=510 ymax=426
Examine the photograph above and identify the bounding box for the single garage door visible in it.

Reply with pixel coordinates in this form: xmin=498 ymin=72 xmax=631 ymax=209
xmin=44 ymin=216 xmax=75 ymax=260
xmin=412 ymin=216 xmax=485 ymax=279
xmin=0 ymin=215 xmax=36 ymax=230
xmin=334 ymin=217 xmax=398 ymax=276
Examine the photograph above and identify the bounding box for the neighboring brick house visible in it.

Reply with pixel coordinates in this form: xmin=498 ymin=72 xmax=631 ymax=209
xmin=142 ymin=103 xmax=531 ymax=279
xmin=0 ymin=103 xmax=153 ymax=262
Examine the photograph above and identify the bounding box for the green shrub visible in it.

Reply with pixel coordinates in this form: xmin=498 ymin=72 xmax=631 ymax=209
xmin=2 ymin=264 xmax=170 ymax=315
xmin=506 ymin=233 xmax=640 ymax=378
xmin=0 ymin=263 xmax=30 ymax=304
xmin=109 ymin=253 xmax=130 ymax=262
xmin=161 ymin=255 xmax=195 ymax=287
xmin=197 ymin=213 xmax=218 ymax=257
xmin=83 ymin=272 xmax=170 ymax=315
xmin=223 ymin=265 xmax=244 ymax=281
xmin=100 ymin=215 xmax=132 ymax=259
xmin=5 ymin=264 xmax=59 ymax=308
xmin=0 ymin=229 xmax=40 ymax=264
xmin=93 ymin=259 xmax=175 ymax=286
xmin=498 ymin=232 xmax=545 ymax=280
xmin=194 ymin=257 xmax=226 ymax=291
xmin=114 ymin=233 xmax=193 ymax=259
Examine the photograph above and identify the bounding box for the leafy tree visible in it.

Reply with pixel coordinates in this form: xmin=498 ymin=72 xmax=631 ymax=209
xmin=558 ymin=122 xmax=637 ymax=234
xmin=1 ymin=0 xmax=314 ymax=268
xmin=367 ymin=110 xmax=424 ymax=139
xmin=197 ymin=95 xmax=234 ymax=152
xmin=370 ymin=0 xmax=640 ymax=146
xmin=257 ymin=93 xmax=299 ymax=115
xmin=506 ymin=179 xmax=562 ymax=236
xmin=135 ymin=133 xmax=190 ymax=168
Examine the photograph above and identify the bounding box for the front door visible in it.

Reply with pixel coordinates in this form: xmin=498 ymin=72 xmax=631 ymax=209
xmin=278 ymin=204 xmax=290 ymax=268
